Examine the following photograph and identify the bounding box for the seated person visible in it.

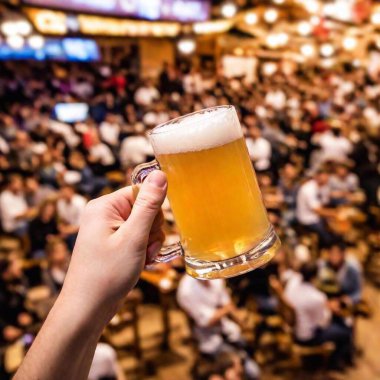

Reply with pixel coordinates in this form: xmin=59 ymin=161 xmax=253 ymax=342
xmin=88 ymin=342 xmax=126 ymax=380
xmin=296 ymin=169 xmax=336 ymax=247
xmin=318 ymin=241 xmax=362 ymax=305
xmin=42 ymin=238 xmax=70 ymax=295
xmin=57 ymin=184 xmax=87 ymax=250
xmin=177 ymin=275 xmax=259 ymax=380
xmin=0 ymin=258 xmax=34 ymax=345
xmin=28 ymin=199 xmax=58 ymax=258
xmin=192 ymin=351 xmax=245 ymax=380
xmin=284 ymin=263 xmax=352 ymax=370
xmin=329 ymin=162 xmax=362 ymax=206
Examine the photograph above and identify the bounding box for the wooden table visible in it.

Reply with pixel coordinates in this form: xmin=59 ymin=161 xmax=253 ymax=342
xmin=140 ymin=268 xmax=178 ymax=349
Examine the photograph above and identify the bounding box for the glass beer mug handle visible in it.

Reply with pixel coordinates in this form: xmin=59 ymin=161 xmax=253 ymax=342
xmin=131 ymin=160 xmax=183 ymax=263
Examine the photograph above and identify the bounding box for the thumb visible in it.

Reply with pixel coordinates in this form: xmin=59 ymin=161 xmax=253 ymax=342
xmin=120 ymin=170 xmax=167 ymax=241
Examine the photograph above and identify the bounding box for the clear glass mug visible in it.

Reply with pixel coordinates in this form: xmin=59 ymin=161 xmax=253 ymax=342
xmin=132 ymin=105 xmax=280 ymax=279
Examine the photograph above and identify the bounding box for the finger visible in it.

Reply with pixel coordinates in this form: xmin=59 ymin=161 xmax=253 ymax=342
xmin=150 ymin=211 xmax=164 ymax=236
xmin=117 ymin=170 xmax=167 ymax=242
xmin=146 ymin=239 xmax=164 ymax=265
xmin=148 ymin=230 xmax=165 ymax=246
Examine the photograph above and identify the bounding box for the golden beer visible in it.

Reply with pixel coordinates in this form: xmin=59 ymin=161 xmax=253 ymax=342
xmin=134 ymin=105 xmax=280 ymax=279
xmin=157 ymin=137 xmax=269 ymax=262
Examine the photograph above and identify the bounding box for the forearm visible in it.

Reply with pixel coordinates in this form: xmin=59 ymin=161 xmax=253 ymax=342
xmin=14 ymin=286 xmax=113 ymax=380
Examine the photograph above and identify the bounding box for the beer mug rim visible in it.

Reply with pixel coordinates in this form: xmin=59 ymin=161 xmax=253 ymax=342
xmin=148 ymin=105 xmax=234 ymax=136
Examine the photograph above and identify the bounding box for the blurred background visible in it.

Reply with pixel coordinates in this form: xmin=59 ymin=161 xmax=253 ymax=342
xmin=0 ymin=0 xmax=380 ymax=379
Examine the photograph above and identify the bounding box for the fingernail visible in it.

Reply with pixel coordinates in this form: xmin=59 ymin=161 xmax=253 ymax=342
xmin=147 ymin=171 xmax=167 ymax=189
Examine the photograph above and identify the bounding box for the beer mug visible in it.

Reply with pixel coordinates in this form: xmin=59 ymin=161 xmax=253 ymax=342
xmin=132 ymin=105 xmax=280 ymax=279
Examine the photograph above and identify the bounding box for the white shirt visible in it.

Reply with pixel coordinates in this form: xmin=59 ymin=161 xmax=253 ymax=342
xmin=57 ymin=194 xmax=86 ymax=226
xmin=88 ymin=343 xmax=118 ymax=380
xmin=99 ymin=122 xmax=120 ymax=147
xmin=265 ymin=90 xmax=286 ymax=110
xmin=317 ymin=132 xmax=353 ymax=162
xmin=89 ymin=143 xmax=115 ymax=166
xmin=296 ymin=180 xmax=328 ymax=225
xmin=177 ymin=275 xmax=241 ymax=353
xmin=0 ymin=190 xmax=28 ymax=233
xmin=284 ymin=281 xmax=330 ymax=341
xmin=246 ymin=137 xmax=272 ymax=171
xmin=120 ymin=136 xmax=153 ymax=166
xmin=134 ymin=86 xmax=159 ymax=106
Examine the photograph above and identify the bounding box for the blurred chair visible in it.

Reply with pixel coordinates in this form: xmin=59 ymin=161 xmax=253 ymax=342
xmin=269 ymin=278 xmax=335 ymax=377
xmin=104 ymin=289 xmax=143 ymax=359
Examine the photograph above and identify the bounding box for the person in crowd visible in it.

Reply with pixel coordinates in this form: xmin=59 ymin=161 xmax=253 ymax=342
xmin=88 ymin=342 xmax=126 ymax=380
xmin=42 ymin=238 xmax=70 ymax=294
xmin=99 ymin=113 xmax=121 ymax=148
xmin=28 ymin=199 xmax=58 ymax=258
xmin=8 ymin=131 xmax=35 ymax=172
xmin=87 ymin=130 xmax=116 ymax=173
xmin=56 ymin=184 xmax=87 ymax=249
xmin=329 ymin=162 xmax=361 ymax=206
xmin=119 ymin=124 xmax=153 ymax=167
xmin=296 ymin=169 xmax=336 ymax=246
xmin=24 ymin=176 xmax=55 ymax=207
xmin=245 ymin=125 xmax=272 ymax=172
xmin=177 ymin=275 xmax=260 ymax=380
xmin=318 ymin=241 xmax=362 ymax=305
xmin=284 ymin=262 xmax=353 ymax=370
xmin=134 ymin=78 xmax=160 ymax=107
xmin=0 ymin=257 xmax=34 ymax=345
xmin=0 ymin=174 xmax=36 ymax=236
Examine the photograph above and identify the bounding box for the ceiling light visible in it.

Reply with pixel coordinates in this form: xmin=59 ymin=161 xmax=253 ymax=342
xmin=1 ymin=21 xmax=18 ymax=36
xmin=6 ymin=35 xmax=24 ymax=50
xmin=273 ymin=0 xmax=285 ymax=4
xmin=264 ymin=8 xmax=278 ymax=23
xmin=177 ymin=38 xmax=196 ymax=55
xmin=298 ymin=21 xmax=312 ymax=36
xmin=16 ymin=20 xmax=32 ymax=36
xmin=245 ymin=12 xmax=258 ymax=25
xmin=28 ymin=35 xmax=45 ymax=49
xmin=320 ymin=43 xmax=334 ymax=57
xmin=300 ymin=43 xmax=315 ymax=57
xmin=342 ymin=36 xmax=357 ymax=51
xmin=305 ymin=0 xmax=320 ymax=14
xmin=221 ymin=2 xmax=237 ymax=18
xmin=371 ymin=12 xmax=380 ymax=25
xmin=263 ymin=62 xmax=277 ymax=76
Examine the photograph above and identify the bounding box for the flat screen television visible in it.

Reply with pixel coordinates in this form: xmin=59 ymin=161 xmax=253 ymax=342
xmin=54 ymin=103 xmax=90 ymax=123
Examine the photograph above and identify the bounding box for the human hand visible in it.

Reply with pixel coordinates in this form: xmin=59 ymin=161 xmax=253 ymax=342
xmin=61 ymin=170 xmax=167 ymax=326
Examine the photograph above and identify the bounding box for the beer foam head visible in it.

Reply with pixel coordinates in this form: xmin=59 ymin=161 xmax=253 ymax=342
xmin=150 ymin=106 xmax=243 ymax=155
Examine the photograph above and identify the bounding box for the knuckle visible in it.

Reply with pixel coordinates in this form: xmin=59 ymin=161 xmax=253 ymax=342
xmin=135 ymin=192 xmax=161 ymax=212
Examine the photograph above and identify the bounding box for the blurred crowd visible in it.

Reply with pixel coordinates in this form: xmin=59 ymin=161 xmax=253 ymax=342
xmin=0 ymin=58 xmax=379 ymax=379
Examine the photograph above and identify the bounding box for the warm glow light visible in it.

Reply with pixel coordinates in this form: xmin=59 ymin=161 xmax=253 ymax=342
xmin=6 ymin=35 xmax=24 ymax=50
xmin=320 ymin=43 xmax=335 ymax=57
xmin=298 ymin=21 xmax=312 ymax=36
xmin=193 ymin=20 xmax=232 ymax=34
xmin=300 ymin=43 xmax=315 ymax=57
xmin=177 ymin=38 xmax=196 ymax=55
xmin=266 ymin=32 xmax=288 ymax=48
xmin=263 ymin=62 xmax=277 ymax=76
xmin=304 ymin=0 xmax=320 ymax=14
xmin=28 ymin=35 xmax=45 ymax=49
xmin=245 ymin=12 xmax=258 ymax=25
xmin=30 ymin=10 xmax=68 ymax=35
xmin=352 ymin=59 xmax=361 ymax=67
xmin=277 ymin=32 xmax=289 ymax=45
xmin=273 ymin=0 xmax=285 ymax=4
xmin=17 ymin=20 xmax=32 ymax=36
xmin=221 ymin=2 xmax=237 ymax=18
xmin=1 ymin=21 xmax=18 ymax=36
xmin=310 ymin=16 xmax=320 ymax=25
xmin=264 ymin=8 xmax=278 ymax=23
xmin=371 ymin=12 xmax=380 ymax=25
xmin=321 ymin=58 xmax=335 ymax=68
xmin=234 ymin=47 xmax=244 ymax=55
xmin=342 ymin=36 xmax=357 ymax=51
